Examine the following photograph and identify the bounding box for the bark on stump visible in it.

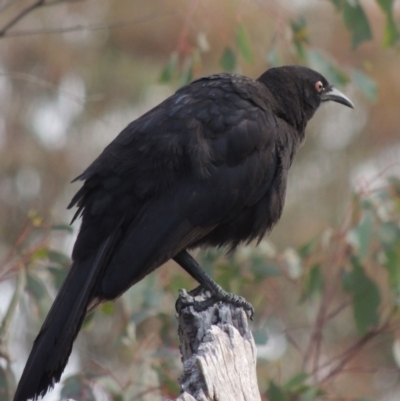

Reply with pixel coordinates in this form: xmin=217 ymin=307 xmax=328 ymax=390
xmin=173 ymin=287 xmax=261 ymax=401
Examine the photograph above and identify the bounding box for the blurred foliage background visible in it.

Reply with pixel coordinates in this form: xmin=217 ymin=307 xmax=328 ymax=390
xmin=1 ymin=0 xmax=400 ymax=400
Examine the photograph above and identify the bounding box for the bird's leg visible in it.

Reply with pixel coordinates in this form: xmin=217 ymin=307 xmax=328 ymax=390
xmin=173 ymin=250 xmax=254 ymax=318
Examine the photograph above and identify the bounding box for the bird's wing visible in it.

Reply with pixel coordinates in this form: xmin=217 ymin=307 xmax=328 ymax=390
xmin=70 ymin=74 xmax=277 ymax=217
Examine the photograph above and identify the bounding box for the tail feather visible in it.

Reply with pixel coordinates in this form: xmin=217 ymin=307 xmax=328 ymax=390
xmin=14 ymin=235 xmax=114 ymax=401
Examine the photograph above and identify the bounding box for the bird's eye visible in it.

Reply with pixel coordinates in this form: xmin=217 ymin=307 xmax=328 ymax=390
xmin=315 ymin=81 xmax=324 ymax=93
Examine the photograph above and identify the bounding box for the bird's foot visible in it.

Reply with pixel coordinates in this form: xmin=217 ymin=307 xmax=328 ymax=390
xmin=173 ymin=251 xmax=254 ymax=318
xmin=210 ymin=286 xmax=254 ymax=319
xmin=177 ymin=285 xmax=254 ymax=319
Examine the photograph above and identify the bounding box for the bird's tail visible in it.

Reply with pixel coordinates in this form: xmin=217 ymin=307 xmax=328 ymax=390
xmin=14 ymin=236 xmax=114 ymax=401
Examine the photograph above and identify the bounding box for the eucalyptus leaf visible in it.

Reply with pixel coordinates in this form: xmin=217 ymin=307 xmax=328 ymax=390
xmin=267 ymin=381 xmax=285 ymax=401
xmin=346 ymin=211 xmax=373 ymax=259
xmin=348 ymin=257 xmax=381 ymax=334
xmin=283 ymin=372 xmax=309 ymax=391
xmin=301 ymin=264 xmax=324 ymax=302
xmin=236 ymin=24 xmax=253 ymax=63
xmin=299 ymin=387 xmax=320 ymax=401
xmin=60 ymin=375 xmax=95 ymax=401
xmin=159 ymin=53 xmax=178 ymax=83
xmin=47 ymin=250 xmax=70 ymax=266
xmin=307 ymin=50 xmax=349 ymax=88
xmin=291 ymin=18 xmax=308 ymax=61
xmin=48 ymin=266 xmax=68 ymax=290
xmin=385 ymin=245 xmax=400 ymax=296
xmin=352 ymin=70 xmax=378 ymax=102
xmin=52 ymin=224 xmax=73 ymax=233
xmin=178 ymin=64 xmax=193 ymax=86
xmin=376 ymin=0 xmax=399 ymax=47
xmin=253 ymin=328 xmax=269 ymax=345
xmin=27 ymin=273 xmax=47 ymax=302
xmin=343 ymin=0 xmax=373 ymax=49
xmin=220 ymin=47 xmax=236 ymax=72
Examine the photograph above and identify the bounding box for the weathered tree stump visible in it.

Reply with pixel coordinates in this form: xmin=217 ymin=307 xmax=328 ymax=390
xmin=173 ymin=287 xmax=261 ymax=401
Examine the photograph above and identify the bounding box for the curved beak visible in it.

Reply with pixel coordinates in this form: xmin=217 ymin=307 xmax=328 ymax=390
xmin=321 ymin=87 xmax=354 ymax=109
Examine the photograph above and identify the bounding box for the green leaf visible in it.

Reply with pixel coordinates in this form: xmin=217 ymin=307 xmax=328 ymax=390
xmin=27 ymin=273 xmax=47 ymax=302
xmin=253 ymin=328 xmax=268 ymax=345
xmin=342 ymin=269 xmax=355 ymax=292
xmin=236 ymin=24 xmax=253 ymax=63
xmin=31 ymin=247 xmax=48 ymax=261
xmin=385 ymin=245 xmax=400 ymax=296
xmin=352 ymin=70 xmax=378 ymax=102
xmin=267 ymin=381 xmax=285 ymax=401
xmin=376 ymin=0 xmax=399 ymax=47
xmin=101 ymin=301 xmax=116 ymax=315
xmin=349 ymin=211 xmax=374 ymax=260
xmin=178 ymin=64 xmax=193 ymax=86
xmin=48 ymin=266 xmax=68 ymax=290
xmin=283 ymin=372 xmax=309 ymax=391
xmin=82 ymin=311 xmax=95 ymax=330
xmin=298 ymin=387 xmax=320 ymax=401
xmin=60 ymin=375 xmax=95 ymax=401
xmin=342 ymin=0 xmax=373 ymax=48
xmin=307 ymin=50 xmax=350 ymax=87
xmin=47 ymin=250 xmax=70 ymax=266
xmin=378 ymin=222 xmax=400 ymax=249
xmin=250 ymin=255 xmax=281 ymax=279
xmin=329 ymin=0 xmax=344 ymax=11
xmin=298 ymin=238 xmax=317 ymax=258
xmin=159 ymin=53 xmax=178 ymax=83
xmin=52 ymin=224 xmax=73 ymax=233
xmin=291 ymin=17 xmax=308 ymax=61
xmin=377 ymin=0 xmax=394 ymax=17
xmin=301 ymin=264 xmax=324 ymax=302
xmin=220 ymin=47 xmax=236 ymax=72
xmin=347 ymin=257 xmax=381 ymax=334
xmin=383 ymin=14 xmax=398 ymax=47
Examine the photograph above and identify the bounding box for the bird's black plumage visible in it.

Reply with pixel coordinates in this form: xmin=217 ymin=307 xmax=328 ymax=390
xmin=14 ymin=65 xmax=353 ymax=401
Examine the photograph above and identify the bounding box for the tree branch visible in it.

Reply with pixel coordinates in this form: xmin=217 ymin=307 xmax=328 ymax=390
xmin=0 ymin=0 xmax=45 ymax=37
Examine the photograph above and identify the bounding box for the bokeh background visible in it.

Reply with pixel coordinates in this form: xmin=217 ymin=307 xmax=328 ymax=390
xmin=1 ymin=1 xmax=400 ymax=400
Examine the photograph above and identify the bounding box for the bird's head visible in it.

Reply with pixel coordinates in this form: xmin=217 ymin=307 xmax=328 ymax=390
xmin=257 ymin=65 xmax=354 ymax=131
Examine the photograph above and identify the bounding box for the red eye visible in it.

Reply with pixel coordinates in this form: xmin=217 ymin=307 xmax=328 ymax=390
xmin=315 ymin=81 xmax=324 ymax=92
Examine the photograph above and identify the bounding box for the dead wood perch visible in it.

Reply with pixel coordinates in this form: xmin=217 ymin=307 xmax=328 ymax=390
xmin=173 ymin=287 xmax=262 ymax=401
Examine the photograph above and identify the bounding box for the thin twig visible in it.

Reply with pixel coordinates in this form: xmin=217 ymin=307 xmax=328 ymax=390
xmin=0 ymin=71 xmax=103 ymax=103
xmin=0 ymin=0 xmax=45 ymax=37
xmin=325 ymin=299 xmax=352 ymax=321
xmin=1 ymin=10 xmax=177 ymax=38
xmin=320 ymin=325 xmax=387 ymax=383
xmin=312 ymin=319 xmax=391 ymax=383
xmin=0 ymin=219 xmax=31 ymax=269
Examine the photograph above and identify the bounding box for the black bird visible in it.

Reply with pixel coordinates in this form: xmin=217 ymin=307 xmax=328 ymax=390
xmin=14 ymin=65 xmax=353 ymax=401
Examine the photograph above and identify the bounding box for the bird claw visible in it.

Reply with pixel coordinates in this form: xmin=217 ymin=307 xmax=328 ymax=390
xmin=215 ymin=291 xmax=254 ymax=320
